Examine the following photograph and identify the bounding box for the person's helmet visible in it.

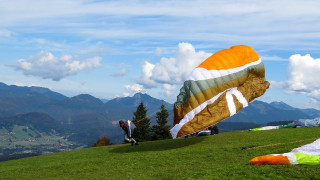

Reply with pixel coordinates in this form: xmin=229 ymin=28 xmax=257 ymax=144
xmin=119 ymin=120 xmax=124 ymax=125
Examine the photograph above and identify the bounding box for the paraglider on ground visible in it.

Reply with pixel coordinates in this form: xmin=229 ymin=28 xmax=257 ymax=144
xmin=250 ymin=136 xmax=320 ymax=165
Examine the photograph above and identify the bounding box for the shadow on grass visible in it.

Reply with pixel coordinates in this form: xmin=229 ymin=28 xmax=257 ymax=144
xmin=110 ymin=136 xmax=205 ymax=153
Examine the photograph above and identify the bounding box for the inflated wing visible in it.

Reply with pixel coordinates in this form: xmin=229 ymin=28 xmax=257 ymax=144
xmin=170 ymin=45 xmax=270 ymax=138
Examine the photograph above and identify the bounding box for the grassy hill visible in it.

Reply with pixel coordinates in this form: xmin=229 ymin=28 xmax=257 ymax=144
xmin=0 ymin=127 xmax=319 ymax=179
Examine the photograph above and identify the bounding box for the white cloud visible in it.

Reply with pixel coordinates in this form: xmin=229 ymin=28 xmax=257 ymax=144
xmin=2 ymin=0 xmax=320 ymax=21
xmin=0 ymin=29 xmax=12 ymax=37
xmin=2 ymin=0 xmax=319 ymax=45
xmin=13 ymin=82 xmax=44 ymax=88
xmin=1 ymin=0 xmax=320 ymax=55
xmin=125 ymin=84 xmax=147 ymax=96
xmin=110 ymin=68 xmax=130 ymax=77
xmin=142 ymin=61 xmax=155 ymax=78
xmin=79 ymin=45 xmax=112 ymax=55
xmin=11 ymin=51 xmax=102 ymax=81
xmin=269 ymin=81 xmax=287 ymax=89
xmin=111 ymin=120 xmax=119 ymax=126
xmin=139 ymin=42 xmax=211 ymax=87
xmin=13 ymin=82 xmax=25 ymax=87
xmin=261 ymin=55 xmax=288 ymax=61
xmin=154 ymin=47 xmax=163 ymax=56
xmin=273 ymin=54 xmax=320 ymax=101
xmin=287 ymin=54 xmax=320 ymax=94
xmin=138 ymin=61 xmax=157 ymax=88
xmin=32 ymin=38 xmax=63 ymax=47
xmin=163 ymin=84 xmax=176 ymax=96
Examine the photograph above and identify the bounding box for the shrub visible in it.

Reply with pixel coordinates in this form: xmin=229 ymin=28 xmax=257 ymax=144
xmin=92 ymin=136 xmax=112 ymax=147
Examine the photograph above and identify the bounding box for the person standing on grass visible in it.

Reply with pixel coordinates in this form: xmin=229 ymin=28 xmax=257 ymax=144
xmin=119 ymin=120 xmax=139 ymax=146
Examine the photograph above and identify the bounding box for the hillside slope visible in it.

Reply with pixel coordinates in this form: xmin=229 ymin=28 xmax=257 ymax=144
xmin=0 ymin=127 xmax=319 ymax=179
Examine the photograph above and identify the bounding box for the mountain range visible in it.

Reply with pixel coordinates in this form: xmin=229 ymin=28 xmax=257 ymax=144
xmin=1 ymin=82 xmax=320 ymax=157
xmin=0 ymin=83 xmax=174 ymax=150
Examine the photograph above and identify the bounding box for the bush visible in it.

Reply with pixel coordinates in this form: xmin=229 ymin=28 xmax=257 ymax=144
xmin=92 ymin=136 xmax=112 ymax=147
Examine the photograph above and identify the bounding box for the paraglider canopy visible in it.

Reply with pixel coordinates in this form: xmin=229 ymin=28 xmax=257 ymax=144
xmin=170 ymin=45 xmax=269 ymax=138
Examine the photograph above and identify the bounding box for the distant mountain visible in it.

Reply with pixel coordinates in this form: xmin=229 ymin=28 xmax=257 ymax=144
xmin=104 ymin=93 xmax=174 ymax=124
xmin=0 ymin=83 xmax=67 ymax=117
xmin=224 ymin=100 xmax=312 ymax=124
xmin=37 ymin=94 xmax=118 ymax=145
xmin=300 ymin=108 xmax=320 ymax=118
xmin=0 ymin=82 xmax=66 ymax=101
xmin=41 ymin=94 xmax=105 ymax=122
xmin=269 ymin=101 xmax=296 ymax=111
xmin=58 ymin=94 xmax=104 ymax=110
xmin=269 ymin=101 xmax=320 ymax=119
xmin=100 ymin=99 xmax=109 ymax=103
xmin=0 ymin=112 xmax=61 ymax=132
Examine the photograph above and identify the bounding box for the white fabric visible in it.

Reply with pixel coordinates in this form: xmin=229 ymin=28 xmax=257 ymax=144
xmin=170 ymin=90 xmax=226 ymax=139
xmin=292 ymin=118 xmax=320 ymax=127
xmin=259 ymin=126 xmax=280 ymax=130
xmin=127 ymin=120 xmax=132 ymax=137
xmin=124 ymin=134 xmax=137 ymax=144
xmin=232 ymin=88 xmax=248 ymax=108
xmin=226 ymin=87 xmax=248 ymax=116
xmin=291 ymin=138 xmax=320 ymax=155
xmin=126 ymin=120 xmax=136 ymax=137
xmin=283 ymin=153 xmax=298 ymax=165
xmin=187 ymin=59 xmax=262 ymax=81
xmin=170 ymin=87 xmax=248 ymax=139
xmin=226 ymin=90 xmax=236 ymax=116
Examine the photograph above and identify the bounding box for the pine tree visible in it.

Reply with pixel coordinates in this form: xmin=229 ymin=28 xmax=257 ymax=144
xmin=152 ymin=104 xmax=172 ymax=140
xmin=132 ymin=101 xmax=151 ymax=142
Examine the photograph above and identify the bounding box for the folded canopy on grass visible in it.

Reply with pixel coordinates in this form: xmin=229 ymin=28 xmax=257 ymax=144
xmin=251 ymin=138 xmax=320 ymax=165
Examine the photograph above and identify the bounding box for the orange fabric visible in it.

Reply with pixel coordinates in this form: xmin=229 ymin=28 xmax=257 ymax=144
xmin=250 ymin=154 xmax=291 ymax=165
xmin=197 ymin=45 xmax=259 ymax=70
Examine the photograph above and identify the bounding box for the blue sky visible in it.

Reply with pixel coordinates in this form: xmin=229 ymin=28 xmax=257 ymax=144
xmin=1 ymin=0 xmax=320 ymax=109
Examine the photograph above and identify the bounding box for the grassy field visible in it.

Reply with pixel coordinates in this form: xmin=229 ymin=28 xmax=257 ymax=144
xmin=0 ymin=127 xmax=320 ymax=179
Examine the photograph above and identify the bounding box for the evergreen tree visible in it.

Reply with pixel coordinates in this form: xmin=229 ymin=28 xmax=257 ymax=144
xmin=152 ymin=104 xmax=172 ymax=140
xmin=132 ymin=101 xmax=151 ymax=142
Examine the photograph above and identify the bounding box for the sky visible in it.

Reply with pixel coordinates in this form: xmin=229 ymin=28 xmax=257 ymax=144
xmin=1 ymin=0 xmax=320 ymax=109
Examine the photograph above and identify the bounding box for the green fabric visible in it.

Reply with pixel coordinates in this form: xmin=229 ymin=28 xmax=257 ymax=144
xmin=279 ymin=124 xmax=292 ymax=129
xmin=249 ymin=124 xmax=292 ymax=131
xmin=249 ymin=127 xmax=263 ymax=131
xmin=175 ymin=62 xmax=265 ymax=107
xmin=295 ymin=152 xmax=320 ymax=165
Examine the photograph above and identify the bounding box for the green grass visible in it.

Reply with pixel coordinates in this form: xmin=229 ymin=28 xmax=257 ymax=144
xmin=1 ymin=127 xmax=320 ymax=179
